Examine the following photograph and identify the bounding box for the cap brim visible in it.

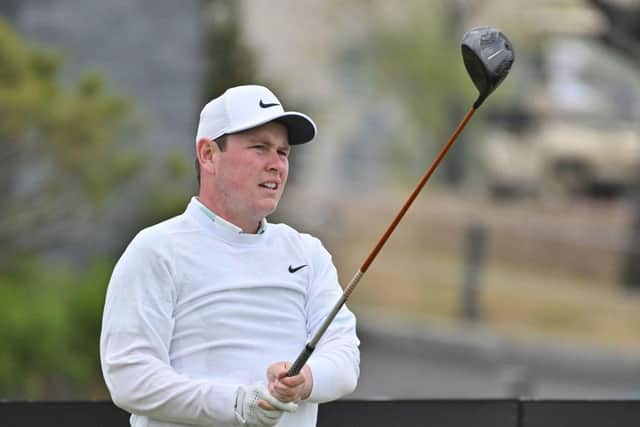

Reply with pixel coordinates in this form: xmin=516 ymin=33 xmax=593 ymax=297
xmin=274 ymin=112 xmax=316 ymax=145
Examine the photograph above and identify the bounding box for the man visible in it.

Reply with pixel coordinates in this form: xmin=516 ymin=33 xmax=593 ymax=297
xmin=100 ymin=85 xmax=360 ymax=427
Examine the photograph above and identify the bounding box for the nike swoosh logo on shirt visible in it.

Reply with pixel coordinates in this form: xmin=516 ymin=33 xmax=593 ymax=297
xmin=288 ymin=264 xmax=308 ymax=273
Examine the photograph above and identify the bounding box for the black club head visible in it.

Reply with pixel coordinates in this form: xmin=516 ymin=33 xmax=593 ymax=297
xmin=461 ymin=26 xmax=514 ymax=108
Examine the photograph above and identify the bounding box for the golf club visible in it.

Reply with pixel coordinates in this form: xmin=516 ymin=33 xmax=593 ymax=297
xmin=286 ymin=26 xmax=514 ymax=377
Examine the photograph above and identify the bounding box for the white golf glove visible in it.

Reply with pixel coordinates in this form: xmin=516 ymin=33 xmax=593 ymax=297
xmin=234 ymin=382 xmax=298 ymax=427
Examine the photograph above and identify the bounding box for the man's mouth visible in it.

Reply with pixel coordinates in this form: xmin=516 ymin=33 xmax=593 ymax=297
xmin=259 ymin=182 xmax=279 ymax=190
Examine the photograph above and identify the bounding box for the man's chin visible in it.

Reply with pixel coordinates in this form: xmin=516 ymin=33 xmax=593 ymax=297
xmin=256 ymin=200 xmax=280 ymax=218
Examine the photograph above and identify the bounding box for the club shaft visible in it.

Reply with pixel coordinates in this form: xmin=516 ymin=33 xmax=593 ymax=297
xmin=286 ymin=106 xmax=478 ymax=377
xmin=361 ymin=106 xmax=477 ymax=272
xmin=286 ymin=271 xmax=363 ymax=376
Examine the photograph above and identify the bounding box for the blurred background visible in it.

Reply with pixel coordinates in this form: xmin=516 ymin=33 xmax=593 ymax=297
xmin=2 ymin=0 xmax=640 ymax=401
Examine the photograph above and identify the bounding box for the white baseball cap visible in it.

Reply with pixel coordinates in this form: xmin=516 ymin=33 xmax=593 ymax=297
xmin=195 ymin=85 xmax=317 ymax=145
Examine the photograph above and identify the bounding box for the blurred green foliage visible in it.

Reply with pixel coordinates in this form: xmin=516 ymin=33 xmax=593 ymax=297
xmin=366 ymin=1 xmax=475 ymax=185
xmin=339 ymin=0 xmax=515 ymax=185
xmin=0 ymin=19 xmax=141 ymax=266
xmin=0 ymin=257 xmax=113 ymax=398
xmin=0 ymin=19 xmax=140 ymax=398
xmin=367 ymin=2 xmax=473 ymax=135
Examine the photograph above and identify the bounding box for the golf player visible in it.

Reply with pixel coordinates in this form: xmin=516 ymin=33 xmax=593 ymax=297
xmin=100 ymin=85 xmax=360 ymax=427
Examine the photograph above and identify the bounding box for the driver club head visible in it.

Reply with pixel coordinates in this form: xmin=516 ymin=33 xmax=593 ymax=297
xmin=461 ymin=26 xmax=514 ymax=108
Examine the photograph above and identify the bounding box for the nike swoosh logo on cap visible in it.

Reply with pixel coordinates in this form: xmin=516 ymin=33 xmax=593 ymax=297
xmin=259 ymin=99 xmax=280 ymax=108
xmin=288 ymin=264 xmax=308 ymax=273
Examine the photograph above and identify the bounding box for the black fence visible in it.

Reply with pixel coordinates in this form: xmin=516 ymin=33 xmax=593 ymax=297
xmin=2 ymin=400 xmax=640 ymax=426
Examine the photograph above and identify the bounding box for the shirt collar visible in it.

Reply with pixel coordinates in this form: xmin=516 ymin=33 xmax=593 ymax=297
xmin=192 ymin=197 xmax=267 ymax=234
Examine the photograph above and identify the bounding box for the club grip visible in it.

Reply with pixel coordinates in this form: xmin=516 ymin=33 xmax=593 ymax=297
xmin=286 ymin=343 xmax=315 ymax=377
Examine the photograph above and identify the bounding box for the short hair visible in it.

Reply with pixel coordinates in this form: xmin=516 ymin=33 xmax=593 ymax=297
xmin=195 ymin=135 xmax=227 ymax=188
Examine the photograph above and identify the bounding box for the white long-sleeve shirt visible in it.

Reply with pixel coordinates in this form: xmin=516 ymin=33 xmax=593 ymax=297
xmin=100 ymin=197 xmax=360 ymax=427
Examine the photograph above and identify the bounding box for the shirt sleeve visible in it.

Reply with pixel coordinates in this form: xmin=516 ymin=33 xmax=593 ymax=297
xmin=99 ymin=228 xmax=238 ymax=426
xmin=303 ymin=236 xmax=360 ymax=403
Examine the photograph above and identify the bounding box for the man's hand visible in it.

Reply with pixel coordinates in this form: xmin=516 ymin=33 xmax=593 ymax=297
xmin=267 ymin=362 xmax=313 ymax=403
xmin=234 ymin=382 xmax=297 ymax=427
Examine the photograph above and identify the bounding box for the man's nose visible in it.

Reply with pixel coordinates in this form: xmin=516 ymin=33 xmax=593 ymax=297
xmin=267 ymin=151 xmax=286 ymax=171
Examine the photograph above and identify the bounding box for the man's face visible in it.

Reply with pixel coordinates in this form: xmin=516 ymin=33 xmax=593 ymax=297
xmin=209 ymin=121 xmax=290 ymax=231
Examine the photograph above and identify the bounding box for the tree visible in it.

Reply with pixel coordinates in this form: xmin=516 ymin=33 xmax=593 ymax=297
xmin=337 ymin=0 xmax=488 ymax=186
xmin=0 ymin=19 xmax=142 ymax=398
xmin=0 ymin=19 xmax=140 ymax=269
xmin=200 ymin=0 xmax=257 ymax=103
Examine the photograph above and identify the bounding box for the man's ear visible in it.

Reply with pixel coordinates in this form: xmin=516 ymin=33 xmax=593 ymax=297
xmin=196 ymin=138 xmax=220 ymax=174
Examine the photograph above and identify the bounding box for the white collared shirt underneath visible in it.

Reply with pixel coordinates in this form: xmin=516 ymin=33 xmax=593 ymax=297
xmin=194 ymin=197 xmax=266 ymax=234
